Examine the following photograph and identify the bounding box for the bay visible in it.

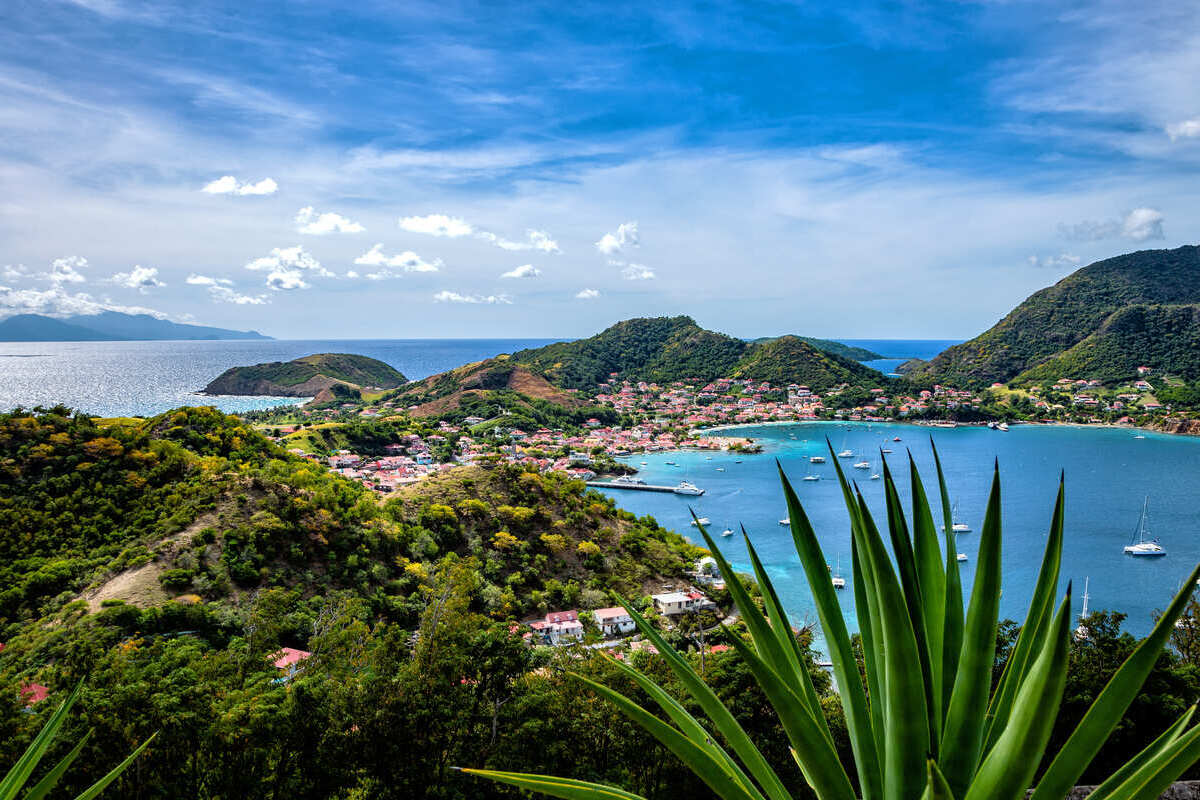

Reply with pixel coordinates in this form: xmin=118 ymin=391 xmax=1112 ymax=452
xmin=0 ymin=338 xmax=559 ymax=417
xmin=598 ymin=420 xmax=1200 ymax=640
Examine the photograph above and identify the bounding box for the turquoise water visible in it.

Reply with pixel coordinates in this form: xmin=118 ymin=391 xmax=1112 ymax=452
xmin=598 ymin=421 xmax=1200 ymax=641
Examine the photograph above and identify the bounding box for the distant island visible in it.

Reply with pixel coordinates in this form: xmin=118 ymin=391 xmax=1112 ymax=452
xmin=202 ymin=353 xmax=407 ymax=400
xmin=0 ymin=310 xmax=271 ymax=341
xmin=749 ymin=335 xmax=882 ymax=361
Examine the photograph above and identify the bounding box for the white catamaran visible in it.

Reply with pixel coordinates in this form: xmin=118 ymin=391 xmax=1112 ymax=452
xmin=1123 ymin=496 xmax=1165 ymax=557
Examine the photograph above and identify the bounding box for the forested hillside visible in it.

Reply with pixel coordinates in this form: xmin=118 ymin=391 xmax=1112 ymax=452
xmin=914 ymin=245 xmax=1200 ymax=386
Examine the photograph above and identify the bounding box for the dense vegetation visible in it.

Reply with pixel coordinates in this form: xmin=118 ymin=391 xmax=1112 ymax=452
xmin=915 ymin=245 xmax=1200 ymax=387
xmin=2 ymin=408 xmax=1200 ymax=798
xmin=203 ymin=353 xmax=407 ymax=395
xmin=751 ymin=336 xmax=882 ymax=361
xmin=511 ymin=317 xmax=886 ymax=391
xmin=1015 ymin=303 xmax=1200 ymax=385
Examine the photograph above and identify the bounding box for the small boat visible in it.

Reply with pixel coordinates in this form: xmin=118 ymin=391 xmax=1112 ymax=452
xmin=715 ymin=467 xmax=725 ymax=472
xmin=674 ymin=481 xmax=705 ymax=496
xmin=988 ymin=421 xmax=998 ymax=430
xmin=1075 ymin=577 xmax=1091 ymax=639
xmin=810 ymin=456 xmax=826 ymax=464
xmin=998 ymin=422 xmax=1009 ymax=432
xmin=803 ymin=474 xmax=820 ymax=482
xmin=881 ymin=447 xmax=893 ymax=453
xmin=853 ymin=452 xmax=871 ymax=470
xmin=1124 ymin=497 xmax=1165 ymax=557
xmin=721 ymin=529 xmax=734 ymax=537
xmin=950 ymin=501 xmax=971 ymax=533
xmin=705 ymin=456 xmax=712 ymax=460
xmin=664 ymin=460 xmax=676 ymax=465
xmin=957 ymin=553 xmax=968 ymax=562
xmin=838 ymin=449 xmax=853 ymax=458
xmin=778 ymin=518 xmax=790 ymax=525
xmin=892 ymin=436 xmax=902 ymax=442
xmin=640 ymin=461 xmax=648 ymax=465
xmin=690 ymin=517 xmax=711 ymax=526
xmin=870 ymin=473 xmax=881 ymax=480
xmin=735 ymin=459 xmax=743 ymax=463
xmin=612 ymin=475 xmax=647 ymax=485
xmin=831 ymin=553 xmax=846 ymax=589
xmin=1133 ymin=434 xmax=1146 ymax=440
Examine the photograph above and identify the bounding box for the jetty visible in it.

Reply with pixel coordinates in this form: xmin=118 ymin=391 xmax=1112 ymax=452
xmin=587 ymin=480 xmax=680 ymax=493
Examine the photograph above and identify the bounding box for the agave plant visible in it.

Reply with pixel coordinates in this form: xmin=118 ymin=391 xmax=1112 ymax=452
xmin=1 ymin=682 xmax=155 ymax=800
xmin=465 ymin=441 xmax=1200 ymax=800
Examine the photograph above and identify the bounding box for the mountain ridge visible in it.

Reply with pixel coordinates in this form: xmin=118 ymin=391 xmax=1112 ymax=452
xmin=0 ymin=310 xmax=271 ymax=341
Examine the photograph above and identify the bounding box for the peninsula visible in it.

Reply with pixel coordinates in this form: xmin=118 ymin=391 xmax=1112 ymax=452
xmin=201 ymin=352 xmax=407 ymax=399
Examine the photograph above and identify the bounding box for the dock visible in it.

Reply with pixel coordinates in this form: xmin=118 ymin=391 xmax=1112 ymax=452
xmin=587 ymin=481 xmax=679 ymax=493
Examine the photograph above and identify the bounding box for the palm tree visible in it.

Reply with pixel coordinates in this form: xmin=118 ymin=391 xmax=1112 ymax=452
xmin=464 ymin=441 xmax=1200 ymax=800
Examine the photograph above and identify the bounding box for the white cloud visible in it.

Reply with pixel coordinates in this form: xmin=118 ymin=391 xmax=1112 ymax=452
xmin=345 ymin=270 xmax=359 ymax=279
xmin=1122 ymin=207 xmax=1166 ymax=241
xmin=353 ymin=243 xmax=440 ymax=275
xmin=1058 ymin=207 xmax=1165 ymax=242
xmin=295 ymin=206 xmax=365 ymax=235
xmin=1027 ymin=253 xmax=1082 ymax=269
xmin=186 ymin=273 xmax=266 ymax=304
xmin=575 ymin=288 xmax=601 ymax=299
xmin=595 ymin=221 xmax=639 ymax=254
xmin=478 ymin=229 xmax=561 ymax=253
xmin=1166 ymin=119 xmax=1200 ymax=140
xmin=0 ymin=285 xmax=166 ymax=318
xmin=620 ymin=263 xmax=655 ymax=280
xmin=399 ymin=214 xmax=561 ymax=253
xmin=201 ymin=175 xmax=278 ymax=195
xmin=2 ymin=265 xmax=31 ymax=281
xmin=186 ymin=273 xmax=232 ymax=286
xmin=47 ymin=256 xmax=87 ymax=284
xmin=399 ymin=214 xmax=473 ymax=237
xmin=108 ymin=265 xmax=165 ymax=292
xmin=433 ymin=290 xmax=513 ymax=304
xmin=245 ymin=245 xmax=333 ymax=291
xmin=500 ymin=264 xmax=541 ymax=279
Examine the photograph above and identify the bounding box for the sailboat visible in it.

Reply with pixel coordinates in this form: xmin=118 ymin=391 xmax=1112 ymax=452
xmin=831 ymin=554 xmax=846 ymax=589
xmin=803 ymin=473 xmax=820 ymax=482
xmin=950 ymin=502 xmax=971 ymax=533
xmin=1075 ymin=577 xmax=1091 ymax=639
xmin=837 ymin=436 xmax=853 ymax=458
xmin=852 ymin=449 xmax=870 ymax=470
xmin=1123 ymin=496 xmax=1165 ymax=556
xmin=721 ymin=528 xmax=734 ymax=537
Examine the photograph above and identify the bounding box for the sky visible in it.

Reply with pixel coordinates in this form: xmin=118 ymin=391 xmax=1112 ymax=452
xmin=1 ymin=0 xmax=1198 ymax=340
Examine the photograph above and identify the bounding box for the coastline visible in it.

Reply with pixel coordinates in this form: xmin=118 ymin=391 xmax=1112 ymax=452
xmin=693 ymin=417 xmax=1197 ymax=439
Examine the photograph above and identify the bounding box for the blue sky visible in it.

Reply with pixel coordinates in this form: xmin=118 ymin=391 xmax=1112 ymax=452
xmin=1 ymin=0 xmax=1198 ymax=339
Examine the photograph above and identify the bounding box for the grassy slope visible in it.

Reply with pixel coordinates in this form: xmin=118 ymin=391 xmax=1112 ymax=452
xmin=918 ymin=245 xmax=1200 ymax=387
xmin=209 ymin=353 xmax=407 ymax=390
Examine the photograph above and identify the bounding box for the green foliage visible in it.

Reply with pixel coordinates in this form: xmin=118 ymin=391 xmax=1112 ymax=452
xmin=468 ymin=443 xmax=1200 ymax=800
xmin=204 ymin=353 xmax=406 ymax=393
xmin=750 ymin=336 xmax=883 ymax=361
xmin=920 ymin=244 xmax=1200 ymax=387
xmin=511 ymin=317 xmax=885 ymax=391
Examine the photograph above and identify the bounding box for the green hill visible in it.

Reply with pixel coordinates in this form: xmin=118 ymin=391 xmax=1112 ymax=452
xmin=512 ymin=316 xmax=885 ymax=390
xmin=915 ymin=245 xmax=1200 ymax=387
xmin=750 ymin=335 xmax=882 ymax=361
xmin=202 ymin=353 xmax=406 ymax=397
xmin=1014 ymin=304 xmax=1200 ymax=385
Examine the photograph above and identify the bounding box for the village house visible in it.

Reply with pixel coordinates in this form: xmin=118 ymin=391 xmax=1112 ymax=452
xmin=652 ymin=590 xmax=717 ymax=616
xmin=528 ymin=610 xmax=584 ymax=645
xmin=593 ymin=606 xmax=636 ymax=636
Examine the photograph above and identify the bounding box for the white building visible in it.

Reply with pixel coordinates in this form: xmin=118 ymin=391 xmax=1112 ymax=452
xmin=593 ymin=607 xmax=636 ymax=636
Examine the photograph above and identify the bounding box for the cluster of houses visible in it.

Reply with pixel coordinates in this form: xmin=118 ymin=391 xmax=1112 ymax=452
xmin=520 ymin=588 xmax=719 ymax=647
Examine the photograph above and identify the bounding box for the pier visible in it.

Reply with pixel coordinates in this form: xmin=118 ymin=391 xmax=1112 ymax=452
xmin=587 ymin=481 xmax=680 ymax=493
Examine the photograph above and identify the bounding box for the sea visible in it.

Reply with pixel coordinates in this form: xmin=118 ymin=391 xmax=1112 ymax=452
xmin=0 ymin=338 xmax=559 ymax=417
xmin=2 ymin=336 xmax=1194 ymax=643
xmin=597 ymin=421 xmax=1200 ymax=642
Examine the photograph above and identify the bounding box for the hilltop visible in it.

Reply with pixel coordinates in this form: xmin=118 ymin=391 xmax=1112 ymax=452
xmin=0 ymin=310 xmax=271 ymax=341
xmin=750 ymin=335 xmax=882 ymax=361
xmin=910 ymin=245 xmax=1200 ymax=387
xmin=202 ymin=353 xmax=407 ymax=399
xmin=388 ymin=316 xmax=885 ymax=418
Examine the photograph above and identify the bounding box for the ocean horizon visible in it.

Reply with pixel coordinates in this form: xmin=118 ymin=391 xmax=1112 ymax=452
xmin=0 ymin=336 xmax=958 ymax=418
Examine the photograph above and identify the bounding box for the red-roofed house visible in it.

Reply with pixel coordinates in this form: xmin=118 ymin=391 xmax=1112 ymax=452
xmin=528 ymin=611 xmax=584 ymax=645
xmin=593 ymin=607 xmax=635 ymax=636
xmin=272 ymin=647 xmax=311 ymax=679
xmin=19 ymin=683 xmax=49 ymax=706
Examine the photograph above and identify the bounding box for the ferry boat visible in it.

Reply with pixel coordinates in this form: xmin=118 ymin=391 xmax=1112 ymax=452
xmin=674 ymin=480 xmax=705 ymax=496
xmin=810 ymin=455 xmax=826 ymax=464
xmin=1124 ymin=497 xmax=1165 ymax=556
